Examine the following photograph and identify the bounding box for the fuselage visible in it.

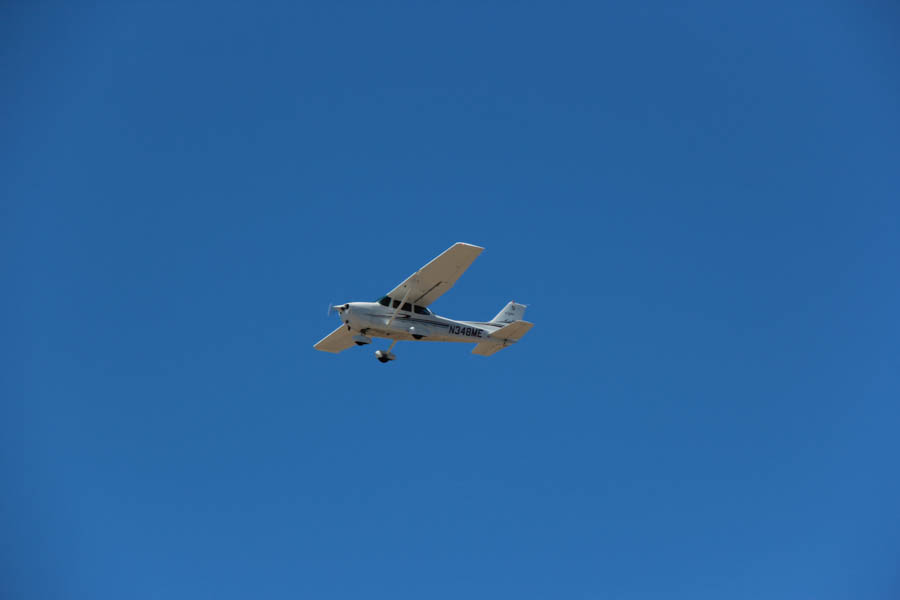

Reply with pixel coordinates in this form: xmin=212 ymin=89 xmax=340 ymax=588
xmin=336 ymin=301 xmax=502 ymax=343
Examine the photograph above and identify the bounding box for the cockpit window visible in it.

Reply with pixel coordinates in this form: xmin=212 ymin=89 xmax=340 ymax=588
xmin=382 ymin=297 xmax=419 ymax=313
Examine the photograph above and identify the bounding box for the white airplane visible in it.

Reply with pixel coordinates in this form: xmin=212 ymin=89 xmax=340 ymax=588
xmin=314 ymin=242 xmax=533 ymax=363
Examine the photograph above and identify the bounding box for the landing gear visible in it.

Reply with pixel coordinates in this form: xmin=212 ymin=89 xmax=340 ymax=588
xmin=375 ymin=351 xmax=395 ymax=363
xmin=375 ymin=340 xmax=398 ymax=363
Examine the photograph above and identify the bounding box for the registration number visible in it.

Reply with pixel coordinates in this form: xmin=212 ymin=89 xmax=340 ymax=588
xmin=448 ymin=325 xmax=483 ymax=338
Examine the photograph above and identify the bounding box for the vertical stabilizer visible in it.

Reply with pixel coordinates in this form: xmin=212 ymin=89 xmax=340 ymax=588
xmin=491 ymin=301 xmax=527 ymax=324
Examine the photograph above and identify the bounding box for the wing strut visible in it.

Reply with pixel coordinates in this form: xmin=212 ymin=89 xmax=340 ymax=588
xmin=386 ymin=286 xmax=413 ymax=328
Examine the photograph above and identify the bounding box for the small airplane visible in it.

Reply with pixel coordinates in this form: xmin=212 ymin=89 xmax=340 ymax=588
xmin=314 ymin=242 xmax=533 ymax=363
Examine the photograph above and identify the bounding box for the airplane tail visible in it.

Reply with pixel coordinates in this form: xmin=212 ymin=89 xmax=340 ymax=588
xmin=490 ymin=301 xmax=527 ymax=325
xmin=472 ymin=319 xmax=534 ymax=356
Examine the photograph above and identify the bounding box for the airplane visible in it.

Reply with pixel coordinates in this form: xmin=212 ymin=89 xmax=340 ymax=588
xmin=314 ymin=242 xmax=533 ymax=363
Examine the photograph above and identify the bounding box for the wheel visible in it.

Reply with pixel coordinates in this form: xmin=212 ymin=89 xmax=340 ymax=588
xmin=375 ymin=350 xmax=396 ymax=363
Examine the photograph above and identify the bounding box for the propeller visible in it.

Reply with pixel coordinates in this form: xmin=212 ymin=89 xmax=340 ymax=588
xmin=328 ymin=303 xmax=349 ymax=316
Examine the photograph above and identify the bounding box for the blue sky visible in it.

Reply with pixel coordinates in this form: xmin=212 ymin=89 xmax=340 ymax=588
xmin=4 ymin=2 xmax=899 ymax=599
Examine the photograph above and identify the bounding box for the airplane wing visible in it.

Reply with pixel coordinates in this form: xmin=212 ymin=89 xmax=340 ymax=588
xmin=385 ymin=242 xmax=484 ymax=308
xmin=314 ymin=326 xmax=355 ymax=353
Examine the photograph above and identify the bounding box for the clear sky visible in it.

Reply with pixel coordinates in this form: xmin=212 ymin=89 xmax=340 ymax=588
xmin=4 ymin=2 xmax=900 ymax=599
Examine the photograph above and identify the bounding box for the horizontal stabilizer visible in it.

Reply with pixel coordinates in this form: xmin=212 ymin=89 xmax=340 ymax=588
xmin=492 ymin=319 xmax=533 ymax=341
xmin=471 ymin=319 xmax=533 ymax=356
xmin=472 ymin=342 xmax=505 ymax=356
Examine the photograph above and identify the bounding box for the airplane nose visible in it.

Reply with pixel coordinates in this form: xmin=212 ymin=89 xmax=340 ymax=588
xmin=330 ymin=303 xmax=351 ymax=316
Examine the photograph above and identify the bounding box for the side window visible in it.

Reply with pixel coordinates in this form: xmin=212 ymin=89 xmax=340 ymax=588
xmin=401 ymin=303 xmax=413 ymax=312
xmin=378 ymin=297 xmax=391 ymax=307
xmin=392 ymin=300 xmax=401 ymax=308
xmin=414 ymin=305 xmax=430 ymax=315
